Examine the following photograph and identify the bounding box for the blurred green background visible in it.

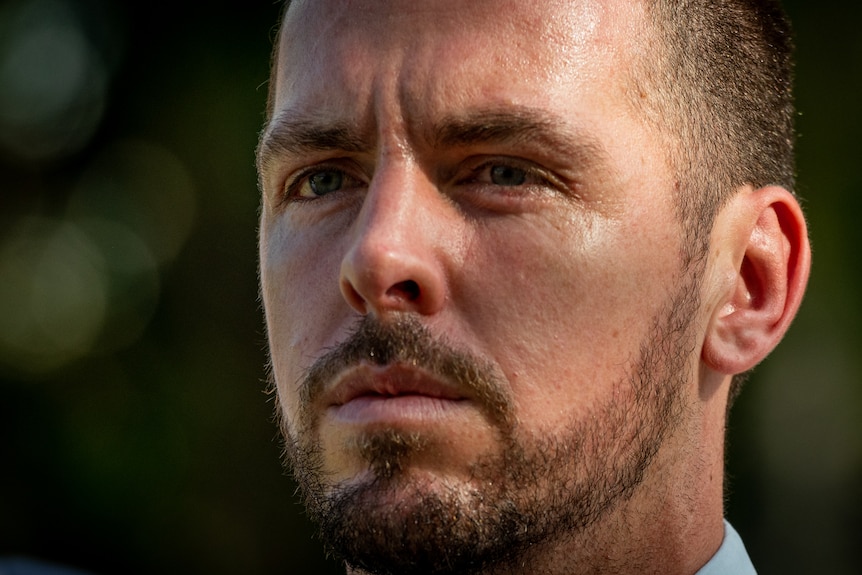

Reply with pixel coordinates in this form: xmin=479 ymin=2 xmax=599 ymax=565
xmin=0 ymin=1 xmax=859 ymax=573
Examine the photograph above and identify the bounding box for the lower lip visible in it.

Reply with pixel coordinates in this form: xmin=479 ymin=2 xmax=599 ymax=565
xmin=328 ymin=395 xmax=469 ymax=425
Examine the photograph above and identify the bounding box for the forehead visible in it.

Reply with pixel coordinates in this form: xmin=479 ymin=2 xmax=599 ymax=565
xmin=272 ymin=0 xmax=650 ymax=130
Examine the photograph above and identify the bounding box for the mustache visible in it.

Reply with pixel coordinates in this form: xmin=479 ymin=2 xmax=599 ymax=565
xmin=298 ymin=315 xmax=513 ymax=427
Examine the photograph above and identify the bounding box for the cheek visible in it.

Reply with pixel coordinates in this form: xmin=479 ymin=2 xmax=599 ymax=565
xmin=260 ymin=219 xmax=349 ymax=416
xmin=456 ymin=213 xmax=678 ymax=423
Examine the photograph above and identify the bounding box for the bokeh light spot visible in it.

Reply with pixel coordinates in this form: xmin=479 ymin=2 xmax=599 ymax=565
xmin=69 ymin=139 xmax=197 ymax=265
xmin=0 ymin=218 xmax=109 ymax=374
xmin=0 ymin=0 xmax=108 ymax=163
xmin=74 ymin=217 xmax=161 ymax=353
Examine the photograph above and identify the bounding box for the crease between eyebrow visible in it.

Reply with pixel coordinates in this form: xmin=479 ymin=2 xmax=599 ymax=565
xmin=257 ymin=107 xmax=609 ymax=175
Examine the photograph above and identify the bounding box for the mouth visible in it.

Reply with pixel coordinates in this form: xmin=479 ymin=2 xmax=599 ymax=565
xmin=325 ymin=363 xmax=471 ymax=426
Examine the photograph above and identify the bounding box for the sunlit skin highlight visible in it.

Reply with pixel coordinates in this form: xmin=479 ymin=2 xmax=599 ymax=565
xmin=258 ymin=0 xmax=811 ymax=573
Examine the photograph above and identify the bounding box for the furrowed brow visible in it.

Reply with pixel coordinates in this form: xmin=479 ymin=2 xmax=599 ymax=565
xmin=431 ymin=108 xmax=608 ymax=168
xmin=256 ymin=115 xmax=366 ymax=173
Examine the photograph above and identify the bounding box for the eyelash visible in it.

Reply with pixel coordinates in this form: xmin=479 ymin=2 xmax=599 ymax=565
xmin=280 ymin=163 xmax=364 ymax=204
xmin=462 ymin=159 xmax=554 ymax=188
xmin=277 ymin=157 xmax=559 ymax=207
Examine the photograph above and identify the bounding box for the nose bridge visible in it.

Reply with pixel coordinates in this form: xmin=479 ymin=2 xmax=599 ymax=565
xmin=339 ymin=156 xmax=447 ymax=317
xmin=358 ymin=156 xmax=418 ymax=249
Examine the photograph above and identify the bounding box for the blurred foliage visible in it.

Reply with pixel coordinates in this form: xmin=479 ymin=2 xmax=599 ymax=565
xmin=0 ymin=1 xmax=859 ymax=574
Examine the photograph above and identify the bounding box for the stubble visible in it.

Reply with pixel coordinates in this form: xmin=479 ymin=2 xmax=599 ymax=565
xmin=271 ymin=271 xmax=699 ymax=575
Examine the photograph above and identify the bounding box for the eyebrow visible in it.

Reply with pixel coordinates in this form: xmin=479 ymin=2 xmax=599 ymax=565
xmin=257 ymin=115 xmax=367 ymax=174
xmin=257 ymin=106 xmax=608 ymax=175
xmin=431 ymin=107 xmax=609 ymax=169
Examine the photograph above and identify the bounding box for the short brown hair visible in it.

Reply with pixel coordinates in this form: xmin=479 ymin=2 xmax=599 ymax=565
xmin=636 ymin=0 xmax=795 ymax=258
xmin=634 ymin=0 xmax=795 ymax=401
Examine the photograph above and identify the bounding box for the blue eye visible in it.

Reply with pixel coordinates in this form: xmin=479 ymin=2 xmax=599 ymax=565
xmin=307 ymin=170 xmax=344 ymax=196
xmin=489 ymin=165 xmax=527 ymax=186
xmin=287 ymin=168 xmax=360 ymax=200
xmin=283 ymin=164 xmax=364 ymax=204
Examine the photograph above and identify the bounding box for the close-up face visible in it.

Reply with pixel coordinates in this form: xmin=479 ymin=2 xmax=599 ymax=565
xmin=258 ymin=0 xmax=708 ymax=570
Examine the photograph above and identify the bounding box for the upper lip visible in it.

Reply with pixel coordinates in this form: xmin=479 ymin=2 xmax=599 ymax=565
xmin=324 ymin=362 xmax=468 ymax=407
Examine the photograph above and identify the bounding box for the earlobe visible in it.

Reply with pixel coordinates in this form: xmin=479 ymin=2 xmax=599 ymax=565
xmin=702 ymin=186 xmax=811 ymax=375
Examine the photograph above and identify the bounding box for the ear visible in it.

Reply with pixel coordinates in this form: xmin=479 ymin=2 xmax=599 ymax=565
xmin=702 ymin=186 xmax=811 ymax=375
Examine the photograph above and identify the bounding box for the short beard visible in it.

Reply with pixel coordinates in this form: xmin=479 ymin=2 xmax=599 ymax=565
xmin=271 ymin=272 xmax=700 ymax=575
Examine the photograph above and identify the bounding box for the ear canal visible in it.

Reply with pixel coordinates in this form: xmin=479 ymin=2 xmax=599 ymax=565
xmin=737 ymin=253 xmax=763 ymax=309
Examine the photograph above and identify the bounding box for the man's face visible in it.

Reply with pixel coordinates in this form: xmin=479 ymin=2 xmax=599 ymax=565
xmin=259 ymin=0 xmax=705 ymax=572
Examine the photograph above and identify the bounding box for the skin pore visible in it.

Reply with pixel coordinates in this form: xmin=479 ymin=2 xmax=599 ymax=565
xmin=257 ymin=0 xmax=811 ymax=573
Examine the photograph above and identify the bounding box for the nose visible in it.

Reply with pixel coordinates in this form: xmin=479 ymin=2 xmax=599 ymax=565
xmin=339 ymin=165 xmax=449 ymax=317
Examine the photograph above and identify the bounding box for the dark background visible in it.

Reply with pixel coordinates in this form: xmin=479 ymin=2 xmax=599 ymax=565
xmin=0 ymin=1 xmax=859 ymax=573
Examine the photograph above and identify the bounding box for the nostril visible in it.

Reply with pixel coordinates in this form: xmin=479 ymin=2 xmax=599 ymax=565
xmin=387 ymin=279 xmax=421 ymax=302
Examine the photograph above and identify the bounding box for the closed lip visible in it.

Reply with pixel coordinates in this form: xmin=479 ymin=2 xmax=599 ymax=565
xmin=323 ymin=362 xmax=469 ymax=408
